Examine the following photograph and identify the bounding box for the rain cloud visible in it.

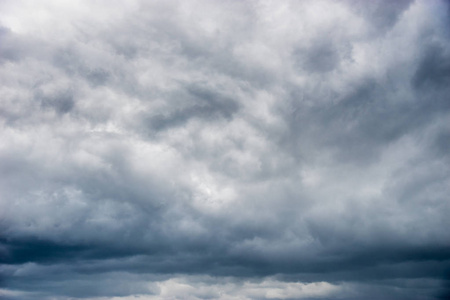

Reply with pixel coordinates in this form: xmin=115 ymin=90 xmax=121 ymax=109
xmin=1 ymin=0 xmax=450 ymax=299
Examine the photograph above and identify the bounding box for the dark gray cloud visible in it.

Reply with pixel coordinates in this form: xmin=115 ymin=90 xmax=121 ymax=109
xmin=413 ymin=43 xmax=450 ymax=89
xmin=349 ymin=0 xmax=414 ymax=33
xmin=1 ymin=0 xmax=450 ymax=299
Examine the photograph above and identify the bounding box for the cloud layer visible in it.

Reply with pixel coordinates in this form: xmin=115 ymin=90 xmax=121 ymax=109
xmin=1 ymin=0 xmax=450 ymax=299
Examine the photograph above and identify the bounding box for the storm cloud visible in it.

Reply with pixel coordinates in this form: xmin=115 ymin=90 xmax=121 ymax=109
xmin=1 ymin=0 xmax=450 ymax=299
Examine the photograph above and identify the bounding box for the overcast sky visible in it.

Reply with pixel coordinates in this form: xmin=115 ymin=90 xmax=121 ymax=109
xmin=1 ymin=0 xmax=450 ymax=299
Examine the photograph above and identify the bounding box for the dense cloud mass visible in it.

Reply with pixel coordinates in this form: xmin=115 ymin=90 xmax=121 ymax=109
xmin=1 ymin=0 xmax=450 ymax=299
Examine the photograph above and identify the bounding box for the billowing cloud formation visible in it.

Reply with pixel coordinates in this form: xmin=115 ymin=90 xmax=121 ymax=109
xmin=1 ymin=0 xmax=450 ymax=299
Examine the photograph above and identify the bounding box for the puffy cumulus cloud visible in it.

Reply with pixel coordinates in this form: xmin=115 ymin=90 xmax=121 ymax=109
xmin=90 ymin=277 xmax=342 ymax=300
xmin=1 ymin=0 xmax=450 ymax=299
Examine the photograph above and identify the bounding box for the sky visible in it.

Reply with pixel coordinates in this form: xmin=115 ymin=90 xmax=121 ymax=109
xmin=0 ymin=0 xmax=450 ymax=299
